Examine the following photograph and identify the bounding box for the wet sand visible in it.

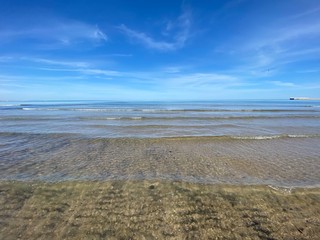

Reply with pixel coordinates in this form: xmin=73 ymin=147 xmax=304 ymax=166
xmin=1 ymin=135 xmax=320 ymax=239
xmin=1 ymin=180 xmax=319 ymax=239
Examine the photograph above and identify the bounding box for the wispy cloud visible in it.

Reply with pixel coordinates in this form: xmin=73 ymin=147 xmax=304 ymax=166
xmin=118 ymin=10 xmax=192 ymax=51
xmin=215 ymin=3 xmax=320 ymax=76
xmin=226 ymin=17 xmax=320 ymax=77
xmin=24 ymin=57 xmax=91 ymax=68
xmin=268 ymin=81 xmax=297 ymax=87
xmin=0 ymin=56 xmax=14 ymax=62
xmin=117 ymin=24 xmax=175 ymax=50
xmin=162 ymin=66 xmax=182 ymax=74
xmin=296 ymin=69 xmax=320 ymax=73
xmin=282 ymin=47 xmax=320 ymax=58
xmin=254 ymin=23 xmax=320 ymax=50
xmin=23 ymin=57 xmax=121 ymax=77
xmin=105 ymin=53 xmax=133 ymax=57
xmin=0 ymin=18 xmax=107 ymax=47
xmin=0 ymin=56 xmax=121 ymax=82
xmin=78 ymin=68 xmax=121 ymax=77
xmin=1 ymin=55 xmax=241 ymax=89
xmin=286 ymin=6 xmax=320 ymax=20
xmin=166 ymin=73 xmax=238 ymax=88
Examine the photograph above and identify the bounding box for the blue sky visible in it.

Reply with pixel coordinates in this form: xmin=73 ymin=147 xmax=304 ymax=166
xmin=0 ymin=0 xmax=319 ymax=101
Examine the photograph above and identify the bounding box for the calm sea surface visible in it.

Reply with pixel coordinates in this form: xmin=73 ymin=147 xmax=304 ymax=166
xmin=1 ymin=100 xmax=320 ymax=138
xmin=1 ymin=100 xmax=320 ymax=186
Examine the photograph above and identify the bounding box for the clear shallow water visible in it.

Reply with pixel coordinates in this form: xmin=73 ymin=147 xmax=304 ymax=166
xmin=1 ymin=100 xmax=320 ymax=186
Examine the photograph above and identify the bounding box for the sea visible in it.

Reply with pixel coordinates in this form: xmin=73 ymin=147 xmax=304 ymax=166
xmin=1 ymin=100 xmax=320 ymax=187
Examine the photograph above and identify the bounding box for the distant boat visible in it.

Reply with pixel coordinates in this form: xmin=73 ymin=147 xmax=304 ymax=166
xmin=289 ymin=97 xmax=320 ymax=100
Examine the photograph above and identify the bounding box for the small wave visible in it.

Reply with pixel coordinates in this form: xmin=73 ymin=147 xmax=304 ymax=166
xmin=231 ymin=134 xmax=320 ymax=140
xmin=131 ymin=117 xmax=143 ymax=120
xmin=70 ymin=108 xmax=137 ymax=112
xmin=105 ymin=117 xmax=122 ymax=120
xmin=287 ymin=134 xmax=318 ymax=138
xmin=1 ymin=131 xmax=320 ymax=141
xmin=0 ymin=104 xmax=20 ymax=107
xmin=104 ymin=117 xmax=143 ymax=120
xmin=140 ymin=109 xmax=318 ymax=113
xmin=76 ymin=108 xmax=115 ymax=112
xmin=18 ymin=107 xmax=318 ymax=113
xmin=125 ymin=123 xmax=238 ymax=129
xmin=79 ymin=115 xmax=320 ymax=121
xmin=232 ymin=135 xmax=283 ymax=140
xmin=22 ymin=108 xmax=61 ymax=111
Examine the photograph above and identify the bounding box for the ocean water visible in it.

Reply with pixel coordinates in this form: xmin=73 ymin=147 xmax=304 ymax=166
xmin=1 ymin=100 xmax=320 ymax=186
xmin=1 ymin=100 xmax=320 ymax=138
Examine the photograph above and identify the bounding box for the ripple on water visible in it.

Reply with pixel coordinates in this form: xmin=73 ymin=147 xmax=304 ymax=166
xmin=0 ymin=133 xmax=319 ymax=187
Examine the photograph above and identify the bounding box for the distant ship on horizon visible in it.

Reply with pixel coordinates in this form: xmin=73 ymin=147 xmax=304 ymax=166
xmin=289 ymin=97 xmax=320 ymax=100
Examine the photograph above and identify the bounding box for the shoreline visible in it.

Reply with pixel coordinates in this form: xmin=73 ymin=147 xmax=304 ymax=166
xmin=1 ymin=180 xmax=319 ymax=239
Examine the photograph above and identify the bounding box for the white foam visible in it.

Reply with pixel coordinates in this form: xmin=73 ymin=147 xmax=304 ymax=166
xmin=131 ymin=117 xmax=143 ymax=120
xmin=232 ymin=134 xmax=319 ymax=140
xmin=268 ymin=185 xmax=293 ymax=194
xmin=75 ymin=108 xmax=134 ymax=112
xmin=141 ymin=109 xmax=161 ymax=112
xmin=232 ymin=135 xmax=282 ymax=140
xmin=0 ymin=104 xmax=19 ymax=106
xmin=105 ymin=117 xmax=121 ymax=120
xmin=22 ymin=108 xmax=59 ymax=111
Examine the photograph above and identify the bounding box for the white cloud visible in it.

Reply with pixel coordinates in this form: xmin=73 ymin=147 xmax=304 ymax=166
xmin=226 ymin=17 xmax=320 ymax=77
xmin=0 ymin=74 xmax=86 ymax=82
xmin=286 ymin=6 xmax=320 ymax=20
xmin=282 ymin=47 xmax=320 ymax=58
xmin=217 ymin=4 xmax=320 ymax=76
xmin=168 ymin=73 xmax=237 ymax=87
xmin=269 ymin=81 xmax=297 ymax=87
xmin=162 ymin=66 xmax=182 ymax=73
xmin=78 ymin=68 xmax=121 ymax=77
xmin=296 ymin=69 xmax=320 ymax=73
xmin=117 ymin=24 xmax=176 ymax=50
xmin=0 ymin=56 xmax=14 ymax=62
xmin=0 ymin=19 xmax=107 ymax=47
xmin=118 ymin=10 xmax=192 ymax=51
xmin=269 ymin=23 xmax=320 ymax=47
xmin=27 ymin=57 xmax=120 ymax=77
xmin=106 ymin=53 xmax=133 ymax=57
xmin=25 ymin=57 xmax=91 ymax=68
xmin=0 ymin=56 xmax=121 ymax=81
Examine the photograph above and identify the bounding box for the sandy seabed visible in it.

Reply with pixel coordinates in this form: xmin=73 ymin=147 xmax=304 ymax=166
xmin=0 ymin=180 xmax=319 ymax=240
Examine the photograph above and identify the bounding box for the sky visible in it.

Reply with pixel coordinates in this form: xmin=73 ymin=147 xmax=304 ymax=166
xmin=0 ymin=0 xmax=319 ymax=101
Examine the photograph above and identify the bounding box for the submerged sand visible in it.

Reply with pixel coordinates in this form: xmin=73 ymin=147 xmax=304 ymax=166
xmin=1 ymin=181 xmax=319 ymax=239
xmin=2 ymin=136 xmax=320 ymax=186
